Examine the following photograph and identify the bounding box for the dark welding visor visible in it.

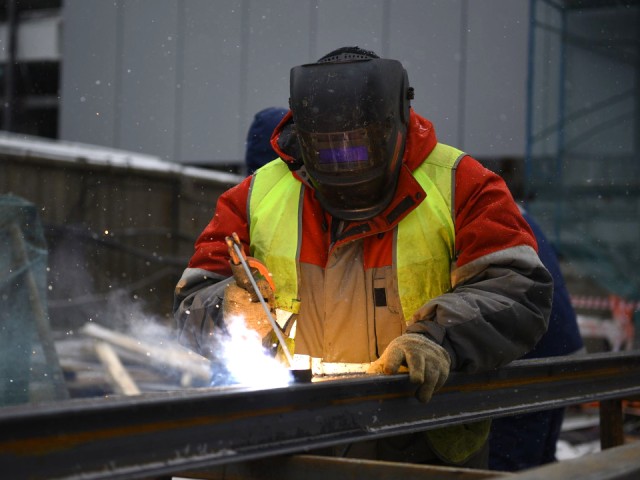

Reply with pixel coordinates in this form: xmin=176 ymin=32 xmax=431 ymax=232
xmin=296 ymin=126 xmax=392 ymax=173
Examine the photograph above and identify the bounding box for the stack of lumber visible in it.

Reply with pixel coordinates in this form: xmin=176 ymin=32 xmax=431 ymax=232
xmin=55 ymin=322 xmax=212 ymax=397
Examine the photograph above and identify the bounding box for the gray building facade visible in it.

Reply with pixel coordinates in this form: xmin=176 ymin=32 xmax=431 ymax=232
xmin=59 ymin=0 xmax=530 ymax=168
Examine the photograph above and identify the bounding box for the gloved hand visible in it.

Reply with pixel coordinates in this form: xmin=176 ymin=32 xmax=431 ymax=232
xmin=229 ymin=258 xmax=274 ymax=303
xmin=223 ymin=279 xmax=275 ymax=339
xmin=367 ymin=333 xmax=451 ymax=403
xmin=223 ymin=255 xmax=276 ymax=339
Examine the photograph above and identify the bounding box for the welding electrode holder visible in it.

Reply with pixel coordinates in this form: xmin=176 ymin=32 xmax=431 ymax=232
xmin=226 ymin=234 xmax=275 ymax=302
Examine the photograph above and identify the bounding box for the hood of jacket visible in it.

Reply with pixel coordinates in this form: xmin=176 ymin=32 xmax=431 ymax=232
xmin=268 ymin=108 xmax=441 ymax=242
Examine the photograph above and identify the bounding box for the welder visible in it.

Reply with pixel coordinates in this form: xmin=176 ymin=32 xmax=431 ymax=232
xmin=173 ymin=46 xmax=552 ymax=468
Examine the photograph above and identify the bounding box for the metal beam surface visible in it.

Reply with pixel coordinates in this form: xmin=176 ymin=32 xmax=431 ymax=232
xmin=1 ymin=351 xmax=640 ymax=479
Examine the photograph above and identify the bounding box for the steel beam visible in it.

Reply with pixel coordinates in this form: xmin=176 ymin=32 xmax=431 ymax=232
xmin=1 ymin=351 xmax=640 ymax=479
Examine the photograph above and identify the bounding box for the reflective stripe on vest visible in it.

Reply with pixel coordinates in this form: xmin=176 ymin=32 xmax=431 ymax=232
xmin=396 ymin=143 xmax=461 ymax=320
xmin=249 ymin=144 xmax=463 ymax=321
xmin=248 ymin=159 xmax=302 ymax=313
xmin=291 ymin=354 xmax=371 ymax=375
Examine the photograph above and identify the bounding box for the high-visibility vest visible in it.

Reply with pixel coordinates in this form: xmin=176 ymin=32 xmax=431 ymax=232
xmin=249 ymin=142 xmax=462 ymax=321
xmin=249 ymin=144 xmax=489 ymax=464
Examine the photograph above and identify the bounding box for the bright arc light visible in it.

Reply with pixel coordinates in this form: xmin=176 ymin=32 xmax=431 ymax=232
xmin=221 ymin=315 xmax=292 ymax=388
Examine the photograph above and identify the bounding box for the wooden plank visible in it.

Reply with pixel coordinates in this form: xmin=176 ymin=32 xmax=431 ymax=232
xmin=177 ymin=454 xmax=507 ymax=480
xmin=94 ymin=341 xmax=140 ymax=395
xmin=80 ymin=322 xmax=211 ymax=383
xmin=600 ymin=399 xmax=625 ymax=449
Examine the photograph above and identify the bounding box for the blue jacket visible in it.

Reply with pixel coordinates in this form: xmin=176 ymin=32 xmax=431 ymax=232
xmin=521 ymin=210 xmax=583 ymax=358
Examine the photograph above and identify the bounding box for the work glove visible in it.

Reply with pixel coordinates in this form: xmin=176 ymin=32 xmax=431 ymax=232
xmin=367 ymin=333 xmax=451 ymax=403
xmin=229 ymin=259 xmax=274 ymax=303
xmin=223 ymin=258 xmax=276 ymax=340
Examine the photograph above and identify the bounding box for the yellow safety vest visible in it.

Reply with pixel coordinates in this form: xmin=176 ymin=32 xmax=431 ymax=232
xmin=249 ymin=144 xmax=489 ymax=465
xmin=248 ymin=143 xmax=491 ymax=463
xmin=249 ymin=142 xmax=461 ymax=321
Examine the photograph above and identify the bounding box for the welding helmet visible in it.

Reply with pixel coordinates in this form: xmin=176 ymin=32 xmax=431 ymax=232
xmin=289 ymin=47 xmax=412 ymax=221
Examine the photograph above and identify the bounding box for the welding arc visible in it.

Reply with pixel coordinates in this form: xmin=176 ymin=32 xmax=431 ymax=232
xmin=231 ymin=242 xmax=294 ymax=366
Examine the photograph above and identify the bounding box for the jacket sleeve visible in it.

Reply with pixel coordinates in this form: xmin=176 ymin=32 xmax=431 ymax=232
xmin=173 ymin=177 xmax=253 ymax=357
xmin=406 ymin=156 xmax=553 ymax=373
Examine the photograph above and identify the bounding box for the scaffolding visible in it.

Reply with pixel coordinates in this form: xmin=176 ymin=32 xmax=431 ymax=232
xmin=525 ymin=0 xmax=640 ymax=301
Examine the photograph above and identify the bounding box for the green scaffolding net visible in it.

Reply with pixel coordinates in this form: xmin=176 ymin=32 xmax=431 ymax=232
xmin=0 ymin=194 xmax=68 ymax=406
xmin=526 ymin=0 xmax=640 ymax=302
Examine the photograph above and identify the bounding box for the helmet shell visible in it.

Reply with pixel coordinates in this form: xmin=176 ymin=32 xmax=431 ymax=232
xmin=290 ymin=58 xmax=411 ymax=221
